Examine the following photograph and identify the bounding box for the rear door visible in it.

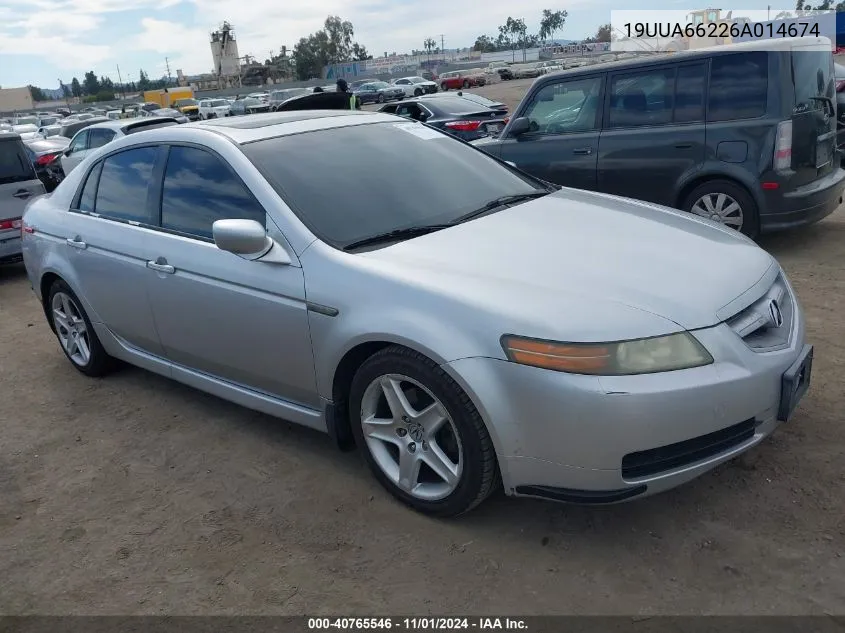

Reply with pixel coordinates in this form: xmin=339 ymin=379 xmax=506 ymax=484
xmin=596 ymin=62 xmax=706 ymax=206
xmin=0 ymin=136 xmax=45 ymax=259
xmin=790 ymin=44 xmax=837 ymax=185
xmin=496 ymin=74 xmax=604 ymax=191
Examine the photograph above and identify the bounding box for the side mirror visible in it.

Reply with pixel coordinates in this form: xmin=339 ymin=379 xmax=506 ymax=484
xmin=508 ymin=117 xmax=531 ymax=136
xmin=212 ymin=219 xmax=291 ymax=265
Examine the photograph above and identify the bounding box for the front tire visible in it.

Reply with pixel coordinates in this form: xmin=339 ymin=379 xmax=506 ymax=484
xmin=377 ymin=94 xmax=385 ymax=103
xmin=682 ymin=179 xmax=759 ymax=238
xmin=349 ymin=346 xmax=500 ymax=517
xmin=47 ymin=280 xmax=115 ymax=377
xmin=441 ymin=83 xmax=448 ymax=91
xmin=462 ymin=80 xmax=470 ymax=89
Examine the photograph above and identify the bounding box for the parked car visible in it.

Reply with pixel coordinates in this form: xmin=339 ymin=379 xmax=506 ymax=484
xmin=21 ymin=111 xmax=813 ymax=516
xmin=172 ymin=98 xmax=200 ymax=121
xmin=55 ymin=107 xmax=72 ymax=117
xmin=474 ymin=37 xmax=844 ymax=238
xmin=391 ymin=76 xmax=439 ymax=97
xmin=11 ymin=124 xmax=40 ymax=141
xmin=509 ymin=62 xmax=544 ymax=79
xmin=230 ymin=97 xmax=271 ymax=116
xmin=268 ymin=88 xmax=312 ymax=111
xmin=1 ymin=132 xmax=45 ymax=264
xmin=247 ymin=92 xmax=270 ymax=103
xmin=537 ymin=60 xmax=563 ymax=75
xmin=37 ymin=124 xmax=63 ymax=138
xmin=379 ymin=95 xmax=508 ymax=141
xmin=439 ymin=71 xmax=486 ymax=91
xmin=59 ymin=117 xmax=109 ymax=142
xmin=834 ymin=61 xmax=845 ymax=164
xmin=61 ymin=118 xmax=179 ymax=175
xmin=422 ymin=91 xmax=508 ymax=113
xmin=487 ymin=61 xmax=514 ymax=80
xmin=75 ymin=113 xmax=96 ymax=121
xmin=420 ymin=70 xmax=438 ymax=82
xmin=140 ymin=103 xmax=161 ymax=113
xmin=23 ymin=136 xmax=69 ymax=192
xmin=13 ymin=115 xmax=38 ymax=125
xmin=36 ymin=115 xmax=60 ymax=127
xmin=354 ymin=81 xmax=405 ymax=104
xmin=198 ymin=98 xmax=232 ymax=119
xmin=146 ymin=108 xmax=189 ymax=124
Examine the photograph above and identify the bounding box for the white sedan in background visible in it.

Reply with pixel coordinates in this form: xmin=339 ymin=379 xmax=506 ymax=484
xmin=391 ymin=76 xmax=438 ymax=97
xmin=198 ymin=98 xmax=232 ymax=119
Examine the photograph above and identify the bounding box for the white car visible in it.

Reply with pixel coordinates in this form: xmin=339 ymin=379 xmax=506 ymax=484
xmin=198 ymin=98 xmax=232 ymax=120
xmin=391 ymin=76 xmax=438 ymax=97
xmin=61 ymin=118 xmax=180 ymax=175
xmin=12 ymin=124 xmax=40 ymax=141
xmin=536 ymin=60 xmax=563 ymax=75
xmin=37 ymin=124 xmax=63 ymax=138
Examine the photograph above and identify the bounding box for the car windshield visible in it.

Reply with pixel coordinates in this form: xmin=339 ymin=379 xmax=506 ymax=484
xmin=209 ymin=100 xmax=229 ymax=107
xmin=371 ymin=82 xmax=390 ymax=89
xmin=241 ymin=122 xmax=545 ymax=249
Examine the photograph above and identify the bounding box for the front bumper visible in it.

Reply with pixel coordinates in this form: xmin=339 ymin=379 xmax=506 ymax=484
xmin=760 ymin=167 xmax=845 ymax=232
xmin=444 ymin=303 xmax=807 ymax=503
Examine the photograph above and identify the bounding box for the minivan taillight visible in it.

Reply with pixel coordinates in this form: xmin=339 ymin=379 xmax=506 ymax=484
xmin=774 ymin=120 xmax=793 ymax=171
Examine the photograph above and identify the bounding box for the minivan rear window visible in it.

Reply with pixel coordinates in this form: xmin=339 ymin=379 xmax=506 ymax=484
xmin=708 ymin=51 xmax=768 ymax=122
xmin=0 ymin=138 xmax=36 ymax=185
xmin=792 ymin=49 xmax=833 ymax=113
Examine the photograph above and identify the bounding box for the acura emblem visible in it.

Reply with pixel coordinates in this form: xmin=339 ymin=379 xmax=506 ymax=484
xmin=768 ymin=299 xmax=784 ymax=328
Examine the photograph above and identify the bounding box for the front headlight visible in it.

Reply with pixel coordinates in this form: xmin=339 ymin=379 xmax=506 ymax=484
xmin=500 ymin=332 xmax=713 ymax=375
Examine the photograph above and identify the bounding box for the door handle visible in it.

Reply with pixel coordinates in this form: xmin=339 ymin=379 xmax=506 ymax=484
xmin=674 ymin=143 xmax=693 ymax=149
xmin=13 ymin=190 xmax=32 ymax=199
xmin=572 ymin=147 xmax=593 ymax=155
xmin=146 ymin=259 xmax=175 ymax=274
xmin=66 ymin=237 xmax=87 ymax=249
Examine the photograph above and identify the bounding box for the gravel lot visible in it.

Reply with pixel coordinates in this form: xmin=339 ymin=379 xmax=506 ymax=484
xmin=1 ymin=79 xmax=844 ymax=615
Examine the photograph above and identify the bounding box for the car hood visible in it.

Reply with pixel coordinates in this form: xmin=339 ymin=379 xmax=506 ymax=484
xmin=359 ymin=188 xmax=776 ymax=334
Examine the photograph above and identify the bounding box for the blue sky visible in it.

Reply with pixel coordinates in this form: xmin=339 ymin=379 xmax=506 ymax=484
xmin=0 ymin=0 xmax=787 ymax=89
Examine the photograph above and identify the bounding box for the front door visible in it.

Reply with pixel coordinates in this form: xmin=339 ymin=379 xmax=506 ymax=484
xmin=597 ymin=62 xmax=706 ymax=207
xmin=143 ymin=145 xmax=318 ymax=408
xmin=64 ymin=146 xmax=166 ymax=356
xmin=496 ymin=74 xmax=604 ymax=191
xmin=60 ymin=129 xmax=91 ymax=174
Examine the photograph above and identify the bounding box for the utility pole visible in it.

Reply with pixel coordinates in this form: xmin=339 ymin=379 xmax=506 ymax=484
xmin=439 ymin=34 xmax=445 ymax=59
xmin=116 ymin=64 xmax=125 ymax=99
xmin=165 ymin=57 xmax=172 ymax=85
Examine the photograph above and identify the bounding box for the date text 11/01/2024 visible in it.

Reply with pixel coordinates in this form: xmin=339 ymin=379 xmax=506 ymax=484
xmin=308 ymin=618 xmax=528 ymax=630
xmin=622 ymin=20 xmax=821 ymax=39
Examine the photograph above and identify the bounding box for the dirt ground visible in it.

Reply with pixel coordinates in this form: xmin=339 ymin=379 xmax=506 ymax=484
xmin=1 ymin=79 xmax=844 ymax=616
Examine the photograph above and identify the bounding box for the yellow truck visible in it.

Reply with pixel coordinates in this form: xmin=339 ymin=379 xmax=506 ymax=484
xmin=143 ymin=88 xmax=200 ymax=120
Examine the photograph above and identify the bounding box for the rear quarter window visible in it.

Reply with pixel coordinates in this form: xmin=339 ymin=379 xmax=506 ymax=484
xmin=707 ymin=51 xmax=768 ymax=122
xmin=0 ymin=139 xmax=37 ymax=184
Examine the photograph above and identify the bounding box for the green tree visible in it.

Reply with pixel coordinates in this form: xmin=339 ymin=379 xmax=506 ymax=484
xmin=595 ymin=23 xmax=611 ymax=42
xmin=539 ymin=9 xmax=568 ymax=44
xmin=472 ymin=34 xmax=496 ymax=52
xmin=29 ymin=86 xmax=47 ymax=101
xmin=82 ymin=70 xmax=100 ymax=95
xmin=292 ymin=16 xmax=370 ymax=80
xmin=138 ymin=69 xmax=151 ymax=91
xmin=70 ymin=77 xmax=82 ymax=97
xmin=351 ymin=43 xmax=372 ymax=60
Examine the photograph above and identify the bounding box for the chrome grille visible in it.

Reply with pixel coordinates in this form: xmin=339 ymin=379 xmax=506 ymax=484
xmin=726 ymin=274 xmax=794 ymax=351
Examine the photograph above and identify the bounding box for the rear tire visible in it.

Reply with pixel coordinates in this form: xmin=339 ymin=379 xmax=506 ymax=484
xmin=441 ymin=83 xmax=448 ymax=91
xmin=47 ymin=280 xmax=116 ymax=377
xmin=349 ymin=346 xmax=500 ymax=517
xmin=414 ymin=88 xmax=423 ymax=97
xmin=682 ymin=179 xmax=760 ymax=239
xmin=462 ymin=80 xmax=470 ymax=89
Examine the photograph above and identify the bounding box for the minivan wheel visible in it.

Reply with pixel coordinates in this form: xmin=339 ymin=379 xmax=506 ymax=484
xmin=349 ymin=346 xmax=500 ymax=517
xmin=682 ymin=179 xmax=759 ymax=238
xmin=47 ymin=280 xmax=114 ymax=377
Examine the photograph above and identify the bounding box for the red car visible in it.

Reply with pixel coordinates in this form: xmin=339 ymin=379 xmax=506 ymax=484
xmin=438 ymin=71 xmax=486 ymax=91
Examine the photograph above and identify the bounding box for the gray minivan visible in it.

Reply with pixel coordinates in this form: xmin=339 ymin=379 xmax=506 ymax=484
xmin=475 ymin=37 xmax=844 ymax=238
xmin=0 ymin=132 xmax=45 ymax=263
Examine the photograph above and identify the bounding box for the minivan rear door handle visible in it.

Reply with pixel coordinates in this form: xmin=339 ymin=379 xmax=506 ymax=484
xmin=674 ymin=143 xmax=693 ymax=149
xmin=12 ymin=190 xmax=32 ymax=199
xmin=572 ymin=147 xmax=593 ymax=155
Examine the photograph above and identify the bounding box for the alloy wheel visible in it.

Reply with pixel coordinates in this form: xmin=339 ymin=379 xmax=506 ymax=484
xmin=690 ymin=192 xmax=744 ymax=230
xmin=51 ymin=291 xmax=91 ymax=366
xmin=360 ymin=373 xmax=463 ymax=501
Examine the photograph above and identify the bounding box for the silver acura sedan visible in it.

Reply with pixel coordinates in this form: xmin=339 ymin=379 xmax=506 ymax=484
xmin=20 ymin=111 xmax=813 ymax=516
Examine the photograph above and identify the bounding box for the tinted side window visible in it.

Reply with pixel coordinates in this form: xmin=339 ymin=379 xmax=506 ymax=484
xmin=523 ymin=76 xmax=602 ymax=134
xmin=0 ymin=139 xmax=36 ymax=184
xmin=608 ymin=67 xmax=674 ymax=128
xmin=674 ymin=63 xmax=706 ymax=123
xmin=95 ymin=146 xmax=158 ymax=224
xmin=77 ymin=161 xmax=103 ymax=212
xmin=89 ymin=128 xmax=116 ymax=149
xmin=708 ymin=52 xmax=768 ymax=121
xmin=68 ymin=130 xmax=89 ymax=152
xmin=160 ymin=146 xmax=266 ymax=240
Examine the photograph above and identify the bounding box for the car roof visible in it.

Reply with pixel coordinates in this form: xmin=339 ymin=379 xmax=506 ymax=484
xmin=136 ymin=110 xmax=398 ymax=145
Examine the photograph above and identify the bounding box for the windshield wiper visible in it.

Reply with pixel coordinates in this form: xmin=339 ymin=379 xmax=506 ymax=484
xmin=343 ymin=224 xmax=452 ymax=251
xmin=451 ymin=191 xmax=552 ymax=224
